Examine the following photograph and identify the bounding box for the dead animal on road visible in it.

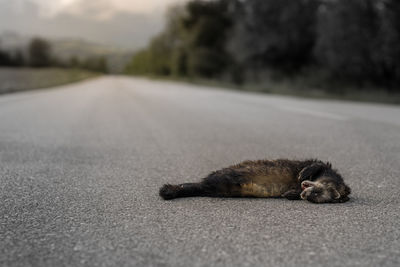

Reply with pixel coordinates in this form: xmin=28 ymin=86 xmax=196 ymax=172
xmin=159 ymin=159 xmax=351 ymax=204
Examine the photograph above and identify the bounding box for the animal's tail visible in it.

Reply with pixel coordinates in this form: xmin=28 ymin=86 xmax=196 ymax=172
xmin=159 ymin=183 xmax=205 ymax=200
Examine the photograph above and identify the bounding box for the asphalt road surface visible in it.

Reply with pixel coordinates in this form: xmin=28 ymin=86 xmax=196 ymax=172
xmin=1 ymin=77 xmax=400 ymax=267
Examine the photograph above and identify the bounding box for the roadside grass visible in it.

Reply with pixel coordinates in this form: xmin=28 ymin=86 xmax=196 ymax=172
xmin=129 ymin=73 xmax=400 ymax=105
xmin=0 ymin=68 xmax=101 ymax=95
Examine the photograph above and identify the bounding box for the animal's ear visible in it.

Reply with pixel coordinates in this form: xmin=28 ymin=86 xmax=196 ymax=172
xmin=298 ymin=163 xmax=327 ymax=182
xmin=326 ymin=162 xmax=332 ymax=168
xmin=332 ymin=189 xmax=341 ymax=199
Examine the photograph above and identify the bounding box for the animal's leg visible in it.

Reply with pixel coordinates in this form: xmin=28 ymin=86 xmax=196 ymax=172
xmin=159 ymin=183 xmax=205 ymax=200
xmin=282 ymin=189 xmax=302 ymax=200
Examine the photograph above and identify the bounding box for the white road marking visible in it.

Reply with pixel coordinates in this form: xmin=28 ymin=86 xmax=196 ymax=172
xmin=277 ymin=106 xmax=348 ymax=121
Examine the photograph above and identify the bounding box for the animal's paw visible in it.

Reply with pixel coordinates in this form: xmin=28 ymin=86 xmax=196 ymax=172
xmin=282 ymin=189 xmax=301 ymax=200
xmin=159 ymin=184 xmax=180 ymax=200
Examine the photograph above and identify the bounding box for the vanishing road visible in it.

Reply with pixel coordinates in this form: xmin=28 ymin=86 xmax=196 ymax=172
xmin=1 ymin=77 xmax=400 ymax=267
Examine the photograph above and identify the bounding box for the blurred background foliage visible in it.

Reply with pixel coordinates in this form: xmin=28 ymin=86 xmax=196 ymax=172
xmin=125 ymin=0 xmax=400 ymax=92
xmin=1 ymin=0 xmax=400 ymax=99
xmin=0 ymin=35 xmax=108 ymax=93
xmin=0 ymin=36 xmax=108 ymax=73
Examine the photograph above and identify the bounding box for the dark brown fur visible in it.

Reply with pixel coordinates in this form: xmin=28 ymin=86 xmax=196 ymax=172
xmin=159 ymin=159 xmax=351 ymax=203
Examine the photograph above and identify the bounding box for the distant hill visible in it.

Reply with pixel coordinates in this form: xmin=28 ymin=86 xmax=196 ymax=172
xmin=0 ymin=32 xmax=134 ymax=73
xmin=52 ymin=39 xmax=124 ymax=59
xmin=0 ymin=31 xmax=30 ymax=49
xmin=51 ymin=39 xmax=133 ymax=74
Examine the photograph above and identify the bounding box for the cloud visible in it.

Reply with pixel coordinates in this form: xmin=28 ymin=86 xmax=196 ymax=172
xmin=0 ymin=0 xmax=168 ymax=48
xmin=0 ymin=0 xmax=189 ymax=47
xmin=21 ymin=0 xmax=188 ymax=19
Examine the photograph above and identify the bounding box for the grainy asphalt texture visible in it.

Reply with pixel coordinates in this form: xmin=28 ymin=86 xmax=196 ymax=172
xmin=1 ymin=77 xmax=400 ymax=267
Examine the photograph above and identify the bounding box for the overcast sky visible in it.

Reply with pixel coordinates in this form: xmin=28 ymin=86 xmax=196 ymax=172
xmin=0 ymin=0 xmax=188 ymax=48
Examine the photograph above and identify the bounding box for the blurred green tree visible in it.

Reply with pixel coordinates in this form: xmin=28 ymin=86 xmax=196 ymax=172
xmin=126 ymin=0 xmax=400 ymax=90
xmin=0 ymin=49 xmax=12 ymax=66
xmin=68 ymin=56 xmax=81 ymax=68
xmin=29 ymin=37 xmax=52 ymax=67
xmin=314 ymin=0 xmax=380 ymax=84
xmin=379 ymin=0 xmax=400 ymax=88
xmin=82 ymin=56 xmax=108 ymax=73
xmin=230 ymin=0 xmax=320 ymax=72
xmin=12 ymin=50 xmax=25 ymax=67
xmin=126 ymin=0 xmax=236 ymax=79
xmin=181 ymin=0 xmax=234 ymax=78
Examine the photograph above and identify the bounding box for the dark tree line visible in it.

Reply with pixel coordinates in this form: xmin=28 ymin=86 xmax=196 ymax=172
xmin=231 ymin=0 xmax=319 ymax=71
xmin=0 ymin=49 xmax=25 ymax=67
xmin=0 ymin=38 xmax=53 ymax=68
xmin=0 ymin=37 xmax=108 ymax=73
xmin=126 ymin=0 xmax=400 ymax=90
xmin=126 ymin=0 xmax=237 ymax=78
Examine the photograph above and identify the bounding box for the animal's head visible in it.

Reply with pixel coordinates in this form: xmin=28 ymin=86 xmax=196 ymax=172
xmin=299 ymin=162 xmax=351 ymax=203
xmin=300 ymin=178 xmax=351 ymax=203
